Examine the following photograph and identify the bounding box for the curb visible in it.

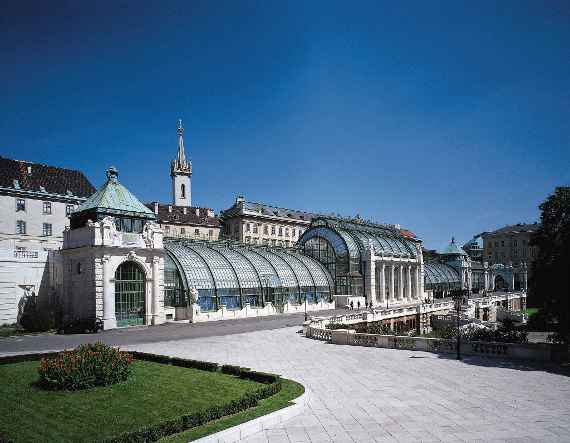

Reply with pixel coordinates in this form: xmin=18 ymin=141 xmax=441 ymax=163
xmin=193 ymin=389 xmax=310 ymax=443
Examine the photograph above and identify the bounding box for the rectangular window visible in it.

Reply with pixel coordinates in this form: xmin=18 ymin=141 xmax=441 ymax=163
xmin=285 ymin=227 xmax=289 ymax=237
xmin=271 ymin=225 xmax=276 ymax=235
xmin=16 ymin=199 xmax=25 ymax=212
xmin=278 ymin=227 xmax=283 ymax=237
xmin=16 ymin=220 xmax=26 ymax=234
xmin=513 ymin=240 xmax=517 ymax=247
xmin=253 ymin=224 xmax=258 ymax=234
xmin=271 ymin=239 xmax=276 ymax=246
xmin=263 ymin=225 xmax=268 ymax=235
xmin=246 ymin=223 xmax=251 ymax=232
xmin=43 ymin=202 xmax=52 ymax=214
xmin=180 ymin=228 xmax=186 ymax=235
xmin=194 ymin=228 xmax=200 ymax=236
xmin=209 ymin=229 xmax=213 ymax=237
xmin=66 ymin=204 xmax=74 ymax=216
xmin=42 ymin=223 xmax=52 ymax=236
xmin=292 ymin=229 xmax=296 ymax=237
xmin=501 ymin=240 xmax=504 ymax=247
xmin=164 ymin=226 xmax=170 ymax=232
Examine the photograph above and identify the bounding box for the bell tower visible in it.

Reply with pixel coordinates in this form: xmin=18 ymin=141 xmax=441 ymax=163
xmin=171 ymin=119 xmax=192 ymax=206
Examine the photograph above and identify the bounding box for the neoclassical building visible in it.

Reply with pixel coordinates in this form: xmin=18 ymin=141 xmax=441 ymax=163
xmin=61 ymin=167 xmax=165 ymax=328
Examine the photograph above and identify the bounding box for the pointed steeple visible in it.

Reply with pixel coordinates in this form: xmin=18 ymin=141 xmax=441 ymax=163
xmin=171 ymin=119 xmax=191 ymax=176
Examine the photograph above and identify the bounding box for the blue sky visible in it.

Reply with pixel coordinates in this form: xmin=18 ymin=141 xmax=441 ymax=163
xmin=1 ymin=1 xmax=568 ymax=250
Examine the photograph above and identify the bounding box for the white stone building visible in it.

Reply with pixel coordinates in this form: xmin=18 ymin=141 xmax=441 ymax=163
xmin=61 ymin=167 xmax=165 ymax=329
xmin=0 ymin=156 xmax=95 ymax=325
xmin=220 ymin=196 xmax=315 ymax=247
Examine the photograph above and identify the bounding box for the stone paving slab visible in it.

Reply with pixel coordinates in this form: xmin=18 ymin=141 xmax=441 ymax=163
xmin=127 ymin=327 xmax=570 ymax=443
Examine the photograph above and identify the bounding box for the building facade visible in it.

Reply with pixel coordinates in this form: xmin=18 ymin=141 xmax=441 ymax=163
xmin=220 ymin=196 xmax=315 ymax=247
xmin=61 ymin=167 xmax=165 ymax=329
xmin=482 ymin=223 xmax=539 ymax=266
xmin=0 ymin=156 xmax=95 ymax=251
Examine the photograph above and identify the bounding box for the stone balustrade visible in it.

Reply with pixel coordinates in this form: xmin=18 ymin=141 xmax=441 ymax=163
xmin=305 ymin=323 xmax=561 ymax=363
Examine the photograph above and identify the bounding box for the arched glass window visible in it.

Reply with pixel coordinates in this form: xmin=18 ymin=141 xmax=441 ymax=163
xmin=115 ymin=261 xmax=145 ymax=326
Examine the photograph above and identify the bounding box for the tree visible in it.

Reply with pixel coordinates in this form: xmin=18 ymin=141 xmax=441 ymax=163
xmin=529 ymin=187 xmax=570 ymax=344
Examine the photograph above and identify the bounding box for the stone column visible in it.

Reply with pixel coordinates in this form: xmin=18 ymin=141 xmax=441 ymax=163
xmin=389 ymin=263 xmax=395 ymax=304
xmin=379 ymin=262 xmax=386 ymax=304
xmin=414 ymin=265 xmax=419 ymax=300
xmin=152 ymin=257 xmax=161 ymax=325
xmin=406 ymin=265 xmax=412 ymax=302
xmin=398 ymin=265 xmax=404 ymax=302
xmin=366 ymin=252 xmax=375 ymax=306
xmin=102 ymin=255 xmax=116 ymax=330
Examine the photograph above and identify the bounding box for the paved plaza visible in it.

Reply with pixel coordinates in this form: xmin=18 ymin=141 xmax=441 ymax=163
xmin=129 ymin=327 xmax=570 ymax=443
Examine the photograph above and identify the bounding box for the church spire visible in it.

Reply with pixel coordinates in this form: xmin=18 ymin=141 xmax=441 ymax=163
xmin=171 ymin=119 xmax=192 ymax=206
xmin=172 ymin=119 xmax=190 ymax=174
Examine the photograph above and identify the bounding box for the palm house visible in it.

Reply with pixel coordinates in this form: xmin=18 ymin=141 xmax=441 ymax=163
xmin=297 ymin=216 xmax=424 ymax=306
xmin=163 ymin=239 xmax=335 ymax=316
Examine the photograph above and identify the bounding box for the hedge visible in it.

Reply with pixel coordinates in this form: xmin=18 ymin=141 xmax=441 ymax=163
xmin=0 ymin=351 xmax=283 ymax=443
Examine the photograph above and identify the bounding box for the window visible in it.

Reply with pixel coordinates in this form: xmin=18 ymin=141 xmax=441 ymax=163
xmin=253 ymin=224 xmax=258 ymax=234
xmin=42 ymin=223 xmax=52 ymax=236
xmin=16 ymin=220 xmax=26 ymax=234
xmin=285 ymin=227 xmax=289 ymax=237
xmin=66 ymin=204 xmax=74 ymax=216
xmin=292 ymin=228 xmax=296 ymax=237
xmin=513 ymin=240 xmax=518 ymax=247
xmin=208 ymin=229 xmax=213 ymax=237
xmin=263 ymin=225 xmax=268 ymax=235
xmin=278 ymin=227 xmax=283 ymax=237
xmin=194 ymin=228 xmax=200 ymax=236
xmin=501 ymin=240 xmax=504 ymax=247
xmin=246 ymin=223 xmax=251 ymax=232
xmin=43 ymin=202 xmax=52 ymax=214
xmin=164 ymin=226 xmax=170 ymax=232
xmin=271 ymin=239 xmax=276 ymax=246
xmin=245 ymin=236 xmax=251 ymax=243
xmin=271 ymin=225 xmax=276 ymax=235
xmin=16 ymin=199 xmax=25 ymax=212
xmin=181 ymin=184 xmax=186 ymax=199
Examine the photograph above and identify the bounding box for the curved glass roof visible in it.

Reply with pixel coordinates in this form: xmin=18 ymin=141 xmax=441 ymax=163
xmin=164 ymin=240 xmax=334 ymax=296
xmin=299 ymin=216 xmax=420 ymax=261
xmin=424 ymin=262 xmax=461 ymax=289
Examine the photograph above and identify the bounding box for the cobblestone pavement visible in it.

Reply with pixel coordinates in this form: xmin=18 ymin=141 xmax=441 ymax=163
xmin=129 ymin=327 xmax=570 ymax=443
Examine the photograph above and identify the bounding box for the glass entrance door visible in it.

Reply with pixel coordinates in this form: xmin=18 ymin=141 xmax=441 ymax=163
xmin=115 ymin=261 xmax=146 ymax=327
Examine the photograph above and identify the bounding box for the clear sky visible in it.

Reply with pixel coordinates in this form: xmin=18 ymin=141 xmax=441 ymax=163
xmin=1 ymin=1 xmax=568 ymax=250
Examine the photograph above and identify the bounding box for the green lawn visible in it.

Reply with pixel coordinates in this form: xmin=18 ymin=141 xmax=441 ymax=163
xmin=160 ymin=378 xmax=305 ymax=443
xmin=0 ymin=360 xmax=262 ymax=442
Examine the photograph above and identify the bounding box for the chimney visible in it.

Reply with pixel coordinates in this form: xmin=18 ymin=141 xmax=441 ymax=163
xmin=154 ymin=202 xmax=159 ymax=214
xmin=168 ymin=205 xmax=172 ymax=213
xmin=207 ymin=209 xmax=214 ymax=217
xmin=27 ymin=165 xmax=32 ymax=175
xmin=195 ymin=208 xmax=200 ymax=216
xmin=183 ymin=207 xmax=187 ymax=215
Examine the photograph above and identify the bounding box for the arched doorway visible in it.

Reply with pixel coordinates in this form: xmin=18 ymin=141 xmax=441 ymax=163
xmin=494 ymin=275 xmax=508 ymax=291
xmin=115 ymin=261 xmax=146 ymax=327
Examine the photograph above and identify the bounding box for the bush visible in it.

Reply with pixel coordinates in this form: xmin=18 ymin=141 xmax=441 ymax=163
xmin=38 ymin=342 xmax=133 ymax=390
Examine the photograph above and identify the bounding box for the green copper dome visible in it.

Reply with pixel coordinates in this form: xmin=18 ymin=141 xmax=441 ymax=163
xmin=441 ymin=236 xmax=468 ymax=256
xmin=74 ymin=167 xmax=155 ymax=219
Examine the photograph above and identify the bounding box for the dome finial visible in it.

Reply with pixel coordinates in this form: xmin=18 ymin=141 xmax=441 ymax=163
xmin=451 ymin=236 xmax=455 ymax=244
xmin=106 ymin=166 xmax=119 ymax=183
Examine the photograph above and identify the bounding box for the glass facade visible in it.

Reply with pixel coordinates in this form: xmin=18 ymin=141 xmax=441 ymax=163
xmin=298 ymin=216 xmax=420 ymax=296
xmin=424 ymin=262 xmax=461 ymax=297
xmin=164 ymin=239 xmax=334 ymax=311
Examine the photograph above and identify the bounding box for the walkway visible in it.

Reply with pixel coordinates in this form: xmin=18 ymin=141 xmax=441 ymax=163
xmin=129 ymin=327 xmax=570 ymax=443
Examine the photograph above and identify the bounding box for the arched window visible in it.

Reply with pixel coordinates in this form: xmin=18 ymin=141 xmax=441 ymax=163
xmin=181 ymin=184 xmax=186 ymax=199
xmin=115 ymin=261 xmax=146 ymax=326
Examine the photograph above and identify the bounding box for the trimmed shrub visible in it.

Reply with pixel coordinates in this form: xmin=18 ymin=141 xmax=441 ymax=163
xmin=221 ymin=364 xmax=243 ymax=376
xmin=38 ymin=342 xmax=133 ymax=390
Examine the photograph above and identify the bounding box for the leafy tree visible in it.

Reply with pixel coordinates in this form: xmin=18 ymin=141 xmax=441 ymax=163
xmin=529 ymin=187 xmax=570 ymax=344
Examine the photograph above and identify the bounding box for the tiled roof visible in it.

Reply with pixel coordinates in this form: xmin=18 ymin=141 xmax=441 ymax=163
xmin=485 ymin=223 xmax=540 ymax=236
xmin=76 ymin=167 xmax=155 ymax=218
xmin=145 ymin=202 xmax=221 ymax=227
xmin=0 ymin=155 xmax=95 ymax=198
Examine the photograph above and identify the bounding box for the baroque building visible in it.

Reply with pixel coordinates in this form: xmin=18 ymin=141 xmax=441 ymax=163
xmin=482 ymin=223 xmax=539 ymax=266
xmin=220 ymin=196 xmax=315 ymax=247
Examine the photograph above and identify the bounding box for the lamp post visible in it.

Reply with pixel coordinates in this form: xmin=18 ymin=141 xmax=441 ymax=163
xmin=304 ymin=292 xmax=308 ymax=321
xmin=452 ymin=291 xmax=464 ymax=360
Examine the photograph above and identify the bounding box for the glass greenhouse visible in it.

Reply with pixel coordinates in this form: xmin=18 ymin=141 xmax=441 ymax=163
xmin=423 ymin=261 xmax=461 ymax=296
xmin=298 ymin=216 xmax=421 ymax=296
xmin=164 ymin=239 xmax=334 ymax=312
